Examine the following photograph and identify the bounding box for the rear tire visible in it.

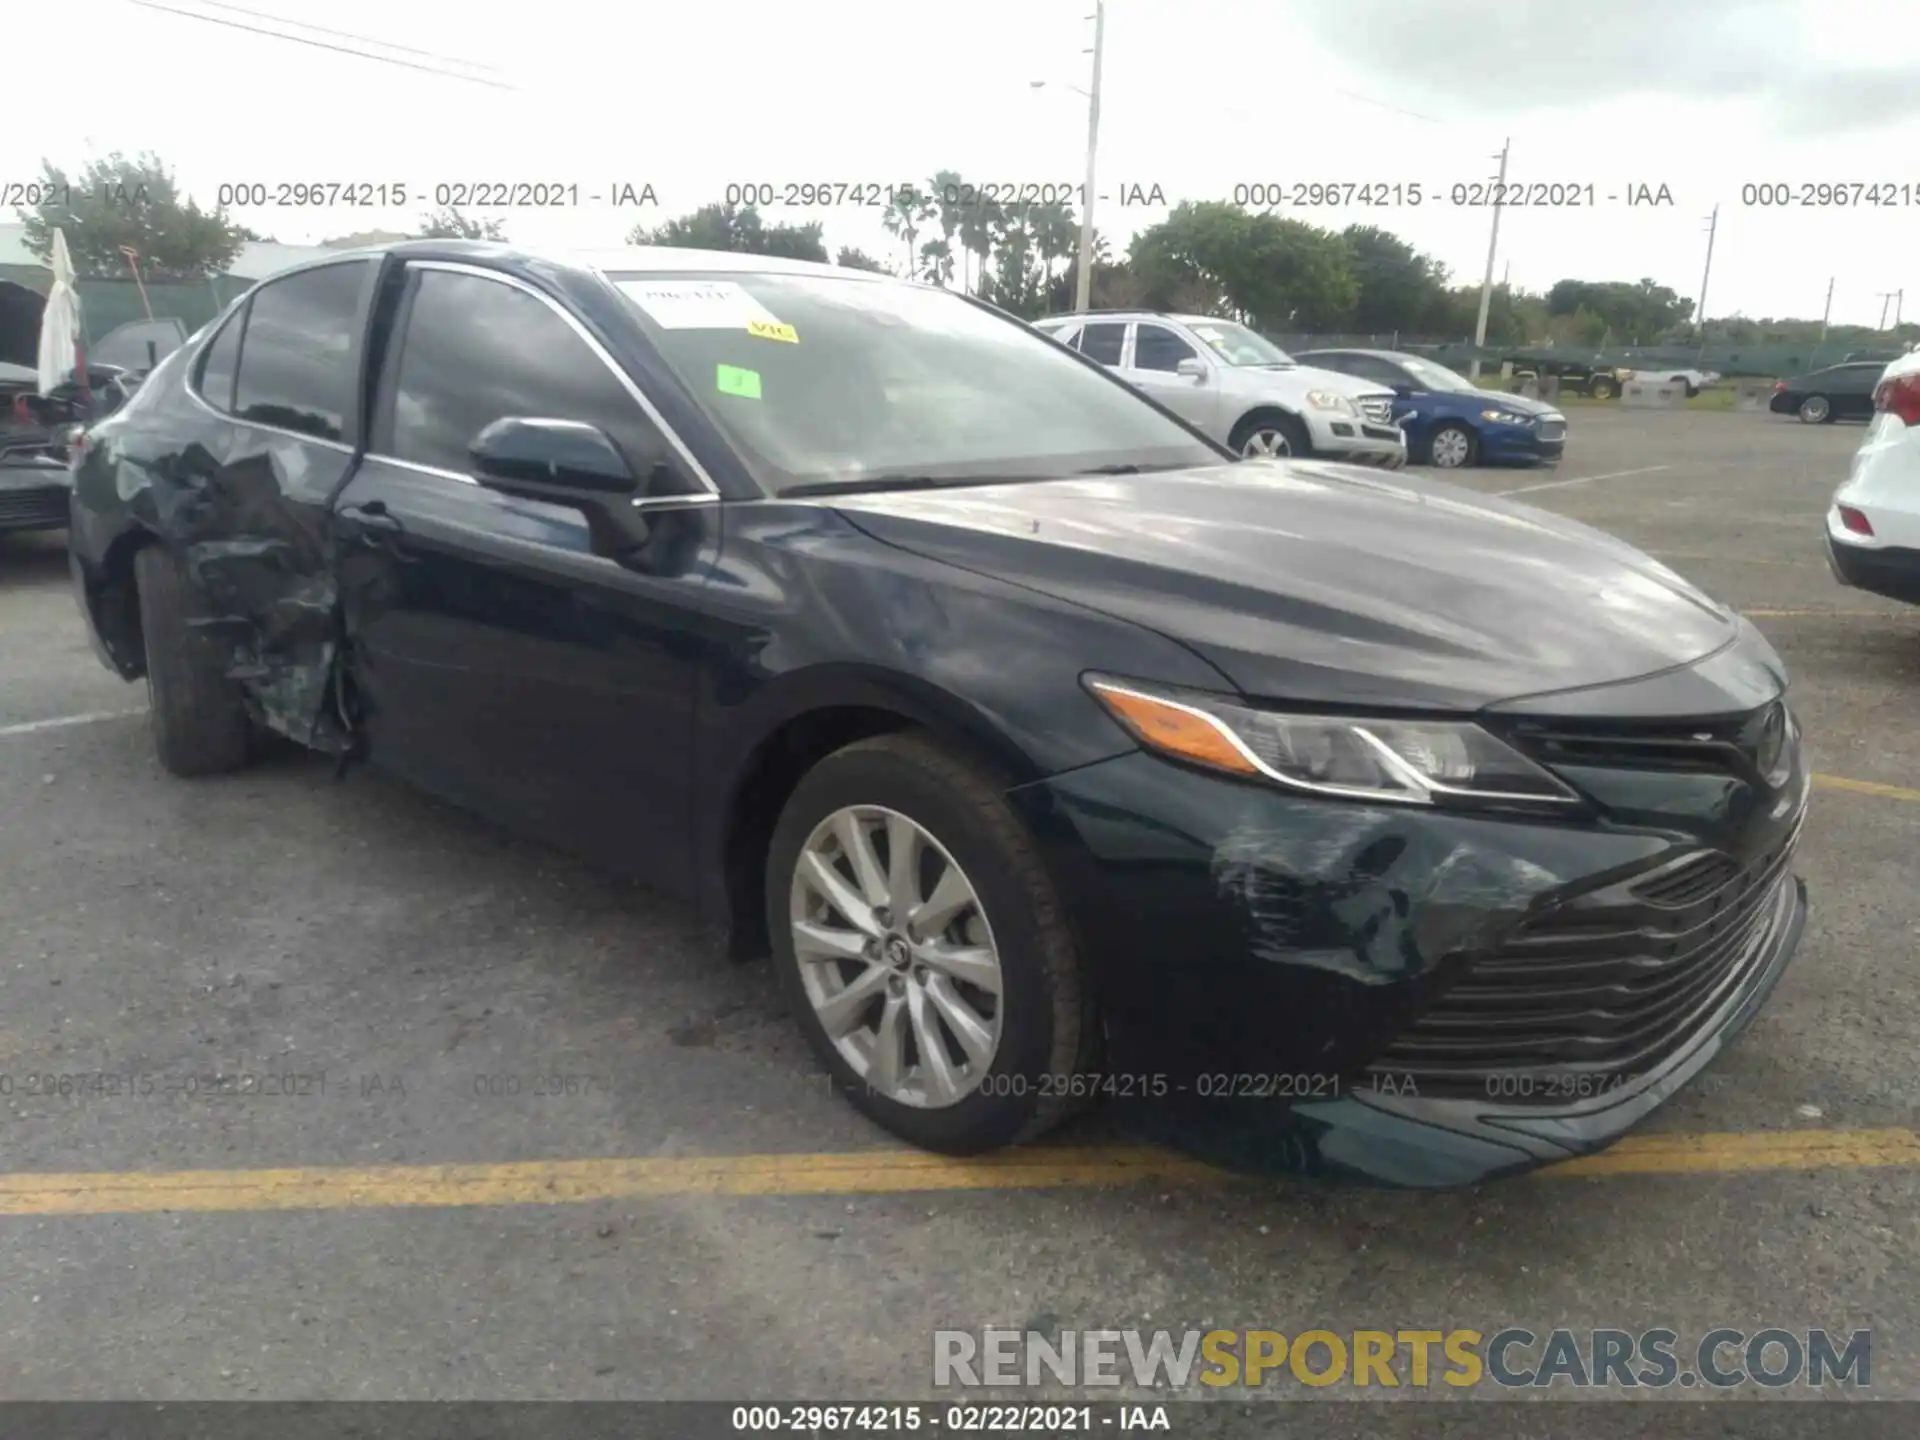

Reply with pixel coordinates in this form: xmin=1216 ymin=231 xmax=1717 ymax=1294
xmin=1587 ymin=375 xmax=1618 ymax=400
xmin=766 ymin=732 xmax=1094 ymax=1154
xmin=1797 ymin=394 xmax=1833 ymax=424
xmin=1230 ymin=410 xmax=1311 ymax=460
xmin=134 ymin=545 xmax=251 ymax=777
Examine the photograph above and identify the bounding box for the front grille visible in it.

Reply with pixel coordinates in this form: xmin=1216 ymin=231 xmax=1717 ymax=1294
xmin=1367 ymin=809 xmax=1803 ymax=1099
xmin=1538 ymin=420 xmax=1566 ymax=441
xmin=0 ymin=484 xmax=70 ymax=527
xmin=1502 ymin=703 xmax=1789 ymax=784
xmin=1362 ymin=424 xmax=1403 ymax=442
xmin=1358 ymin=396 xmax=1395 ymax=425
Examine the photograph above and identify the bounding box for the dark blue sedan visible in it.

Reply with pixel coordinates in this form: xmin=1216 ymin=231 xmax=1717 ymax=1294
xmin=1297 ymin=349 xmax=1566 ymax=469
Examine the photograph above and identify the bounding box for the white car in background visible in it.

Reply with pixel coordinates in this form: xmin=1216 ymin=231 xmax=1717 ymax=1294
xmin=1034 ymin=312 xmax=1407 ymax=468
xmin=1628 ymin=367 xmax=1719 ymax=397
xmin=1826 ymin=350 xmax=1920 ymax=606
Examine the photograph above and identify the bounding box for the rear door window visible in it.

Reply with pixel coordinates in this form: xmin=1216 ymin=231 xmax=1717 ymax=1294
xmin=193 ymin=305 xmax=246 ymax=413
xmin=1077 ymin=322 xmax=1127 ymax=366
xmin=232 ymin=261 xmax=369 ymax=442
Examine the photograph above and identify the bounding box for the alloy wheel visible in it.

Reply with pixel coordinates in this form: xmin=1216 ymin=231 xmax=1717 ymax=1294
xmin=1430 ymin=427 xmax=1472 ymax=468
xmin=788 ymin=805 xmax=1003 ymax=1108
xmin=1241 ymin=427 xmax=1291 ymax=458
xmin=1798 ymin=395 xmax=1830 ymax=423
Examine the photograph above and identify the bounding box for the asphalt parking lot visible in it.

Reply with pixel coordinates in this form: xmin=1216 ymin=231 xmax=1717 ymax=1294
xmin=2 ymin=405 xmax=1916 ymax=1409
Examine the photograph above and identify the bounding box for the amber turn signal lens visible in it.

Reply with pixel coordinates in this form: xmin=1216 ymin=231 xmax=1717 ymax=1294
xmin=1087 ymin=681 xmax=1260 ymax=776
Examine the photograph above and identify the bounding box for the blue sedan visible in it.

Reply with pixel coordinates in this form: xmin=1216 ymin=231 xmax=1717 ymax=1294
xmin=1296 ymin=348 xmax=1566 ymax=469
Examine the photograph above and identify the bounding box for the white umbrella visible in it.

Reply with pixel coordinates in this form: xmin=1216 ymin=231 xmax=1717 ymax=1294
xmin=36 ymin=228 xmax=83 ymax=397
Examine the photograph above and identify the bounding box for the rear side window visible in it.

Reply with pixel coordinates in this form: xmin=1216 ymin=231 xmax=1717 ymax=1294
xmin=193 ymin=306 xmax=245 ymax=412
xmin=1078 ymin=322 xmax=1126 ymax=365
xmin=379 ymin=269 xmax=671 ymax=478
xmin=233 ymin=261 xmax=368 ymax=442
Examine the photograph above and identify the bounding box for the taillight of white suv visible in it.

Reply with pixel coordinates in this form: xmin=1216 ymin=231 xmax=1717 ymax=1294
xmin=1872 ymin=371 xmax=1920 ymax=426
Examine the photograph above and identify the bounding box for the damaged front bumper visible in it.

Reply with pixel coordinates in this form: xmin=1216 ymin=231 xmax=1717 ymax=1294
xmin=1007 ymin=745 xmax=1808 ymax=1189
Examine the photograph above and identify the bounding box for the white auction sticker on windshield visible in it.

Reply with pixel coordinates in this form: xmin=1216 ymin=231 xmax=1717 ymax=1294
xmin=617 ymin=279 xmax=784 ymax=330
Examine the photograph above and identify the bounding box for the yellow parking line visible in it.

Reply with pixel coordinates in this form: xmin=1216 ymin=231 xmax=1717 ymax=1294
xmin=1543 ymin=1128 xmax=1920 ymax=1177
xmin=1814 ymin=773 xmax=1920 ymax=803
xmin=0 ymin=1130 xmax=1912 ymax=1215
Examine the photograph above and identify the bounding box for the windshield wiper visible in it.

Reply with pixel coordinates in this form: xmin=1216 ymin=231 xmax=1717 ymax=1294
xmin=1072 ymin=463 xmax=1152 ymax=475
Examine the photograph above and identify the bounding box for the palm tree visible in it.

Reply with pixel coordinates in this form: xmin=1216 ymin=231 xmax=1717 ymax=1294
xmin=882 ymin=186 xmax=937 ymax=278
xmin=956 ymin=195 xmax=1001 ymax=298
xmin=928 ymin=169 xmax=964 ymax=289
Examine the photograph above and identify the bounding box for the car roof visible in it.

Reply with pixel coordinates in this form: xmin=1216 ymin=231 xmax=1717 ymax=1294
xmin=247 ymin=238 xmax=891 ymax=287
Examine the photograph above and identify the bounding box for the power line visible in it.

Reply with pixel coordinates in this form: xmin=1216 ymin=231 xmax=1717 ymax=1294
xmin=123 ymin=0 xmax=517 ymax=90
xmin=186 ymin=0 xmax=505 ymax=74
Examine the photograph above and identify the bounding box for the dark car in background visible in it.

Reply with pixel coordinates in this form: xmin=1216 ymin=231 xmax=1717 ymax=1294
xmin=1298 ymin=348 xmax=1567 ymax=468
xmin=0 ymin=362 xmax=149 ymax=537
xmin=69 ymin=240 xmax=1807 ymax=1188
xmin=1770 ymin=361 xmax=1886 ymax=423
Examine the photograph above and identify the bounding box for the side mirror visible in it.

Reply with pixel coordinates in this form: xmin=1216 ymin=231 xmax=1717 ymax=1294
xmin=471 ymin=416 xmax=671 ymax=556
xmin=1175 ymin=357 xmax=1208 ymax=382
xmin=471 ymin=416 xmax=637 ymax=496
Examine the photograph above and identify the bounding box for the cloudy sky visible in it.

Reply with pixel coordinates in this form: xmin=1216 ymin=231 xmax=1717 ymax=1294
xmin=21 ymin=0 xmax=1920 ymax=325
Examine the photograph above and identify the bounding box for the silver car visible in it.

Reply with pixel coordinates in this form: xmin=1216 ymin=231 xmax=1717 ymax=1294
xmin=1034 ymin=311 xmax=1406 ymax=468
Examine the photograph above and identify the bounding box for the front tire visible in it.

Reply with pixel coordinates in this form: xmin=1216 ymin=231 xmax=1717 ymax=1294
xmin=767 ymin=732 xmax=1092 ymax=1154
xmin=1230 ymin=410 xmax=1311 ymax=460
xmin=1587 ymin=375 xmax=1618 ymax=400
xmin=1798 ymin=394 xmax=1833 ymax=424
xmin=1426 ymin=421 xmax=1479 ymax=469
xmin=134 ymin=544 xmax=251 ymax=777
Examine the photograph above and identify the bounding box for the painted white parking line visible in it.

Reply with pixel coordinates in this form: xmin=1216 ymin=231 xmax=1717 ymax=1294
xmin=1497 ymin=465 xmax=1672 ymax=497
xmin=0 ymin=709 xmax=145 ymax=739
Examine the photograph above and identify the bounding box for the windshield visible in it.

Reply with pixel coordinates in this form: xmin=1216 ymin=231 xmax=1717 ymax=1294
xmin=608 ymin=273 xmax=1223 ymax=493
xmin=1401 ymin=358 xmax=1480 ymax=393
xmin=1184 ymin=320 xmax=1294 ymax=367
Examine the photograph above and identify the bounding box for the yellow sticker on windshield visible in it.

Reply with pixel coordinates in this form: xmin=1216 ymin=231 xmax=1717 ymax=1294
xmin=748 ymin=319 xmax=799 ymax=344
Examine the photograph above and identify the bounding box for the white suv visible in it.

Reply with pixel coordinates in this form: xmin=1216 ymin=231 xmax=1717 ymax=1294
xmin=1826 ymin=350 xmax=1920 ymax=606
xmin=1034 ymin=312 xmax=1407 ymax=468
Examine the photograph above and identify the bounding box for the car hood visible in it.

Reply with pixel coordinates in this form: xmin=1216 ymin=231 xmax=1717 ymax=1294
xmin=1223 ymin=363 xmax=1392 ymax=403
xmin=1467 ymin=389 xmax=1560 ymax=417
xmin=824 ymin=461 xmax=1740 ymax=711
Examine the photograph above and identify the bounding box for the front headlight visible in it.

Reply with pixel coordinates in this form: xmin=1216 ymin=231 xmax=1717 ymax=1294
xmin=1480 ymin=408 xmax=1531 ymax=425
xmin=1305 ymin=390 xmax=1357 ymax=415
xmin=1086 ymin=676 xmax=1580 ymax=806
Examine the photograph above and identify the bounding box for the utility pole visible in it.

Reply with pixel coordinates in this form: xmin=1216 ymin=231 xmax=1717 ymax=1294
xmin=1819 ymin=276 xmax=1834 ymax=345
xmin=1897 ymin=290 xmax=1905 ymax=328
xmin=1696 ymin=205 xmax=1718 ymax=339
xmin=1879 ymin=291 xmax=1896 ymax=330
xmin=1469 ymin=138 xmax=1509 ymax=380
xmin=1073 ymin=1 xmax=1105 ymax=314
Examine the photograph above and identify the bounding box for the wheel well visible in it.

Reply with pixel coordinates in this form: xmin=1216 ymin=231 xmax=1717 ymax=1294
xmin=720 ymin=705 xmax=918 ymax=960
xmin=1229 ymin=406 xmax=1303 ymax=443
xmin=96 ymin=527 xmax=157 ymax=678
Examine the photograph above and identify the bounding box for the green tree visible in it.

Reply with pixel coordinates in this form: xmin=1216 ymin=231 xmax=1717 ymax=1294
xmin=16 ymin=152 xmax=244 ymax=279
xmin=628 ymin=203 xmax=825 ymax=261
xmin=1129 ymin=203 xmax=1356 ymax=331
xmin=1339 ymin=225 xmax=1448 ymax=333
xmin=416 ymin=208 xmax=508 ymax=240
xmin=835 ymin=246 xmax=889 ymax=272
